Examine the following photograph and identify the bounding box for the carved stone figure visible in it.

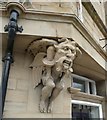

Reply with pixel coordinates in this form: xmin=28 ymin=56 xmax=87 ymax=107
xmin=29 ymin=38 xmax=82 ymax=113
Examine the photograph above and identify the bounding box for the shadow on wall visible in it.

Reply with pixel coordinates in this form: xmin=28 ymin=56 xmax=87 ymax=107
xmin=96 ymin=80 xmax=106 ymax=97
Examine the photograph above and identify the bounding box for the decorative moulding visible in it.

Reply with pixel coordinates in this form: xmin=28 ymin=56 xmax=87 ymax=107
xmin=1 ymin=2 xmax=107 ymax=60
xmin=5 ymin=2 xmax=26 ymax=14
xmin=83 ymin=2 xmax=107 ymax=39
xmin=67 ymin=87 xmax=104 ymax=102
xmin=73 ymin=90 xmax=104 ymax=102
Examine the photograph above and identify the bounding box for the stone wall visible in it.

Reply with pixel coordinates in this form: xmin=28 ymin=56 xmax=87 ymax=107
xmin=3 ymin=50 xmax=71 ymax=118
xmin=82 ymin=5 xmax=105 ymax=49
xmin=91 ymin=1 xmax=106 ymax=25
xmin=96 ymin=80 xmax=106 ymax=97
xmin=32 ymin=2 xmax=77 ymax=15
xmin=1 ymin=1 xmax=107 ymax=119
xmin=1 ymin=2 xmax=106 ymax=49
xmin=33 ymin=2 xmax=106 ymax=50
xmin=3 ymin=51 xmax=32 ymax=117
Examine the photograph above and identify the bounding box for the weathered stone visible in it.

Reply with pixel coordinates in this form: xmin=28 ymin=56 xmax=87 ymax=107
xmin=29 ymin=38 xmax=81 ymax=113
xmin=6 ymin=90 xmax=28 ymax=103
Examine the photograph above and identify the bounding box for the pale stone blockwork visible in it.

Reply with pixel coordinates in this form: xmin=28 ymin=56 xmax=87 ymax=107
xmin=1 ymin=1 xmax=107 ymax=119
xmin=6 ymin=89 xmax=28 ymax=103
xmin=91 ymin=2 xmax=106 ymax=25
xmin=3 ymin=49 xmax=72 ymax=118
xmin=28 ymin=2 xmax=77 ymax=15
xmin=4 ymin=102 xmax=27 ymax=113
xmin=3 ymin=51 xmax=33 ymax=117
xmin=17 ymin=79 xmax=29 ymax=91
xmin=82 ymin=6 xmax=105 ymax=47
xmin=7 ymin=78 xmax=17 ymax=90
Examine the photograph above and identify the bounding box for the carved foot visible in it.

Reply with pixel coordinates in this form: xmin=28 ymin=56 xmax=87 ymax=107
xmin=39 ymin=100 xmax=47 ymax=113
xmin=47 ymin=102 xmax=53 ymax=113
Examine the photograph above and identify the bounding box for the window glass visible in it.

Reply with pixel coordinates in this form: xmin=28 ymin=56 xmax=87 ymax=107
xmin=72 ymin=75 xmax=97 ymax=95
xmin=72 ymin=104 xmax=100 ymax=119
xmin=73 ymin=78 xmax=85 ymax=92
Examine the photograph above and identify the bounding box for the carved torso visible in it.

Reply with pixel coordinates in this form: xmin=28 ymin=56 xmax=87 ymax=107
xmin=28 ymin=38 xmax=82 ymax=113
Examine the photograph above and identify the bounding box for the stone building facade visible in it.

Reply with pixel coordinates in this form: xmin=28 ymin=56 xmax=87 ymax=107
xmin=0 ymin=0 xmax=107 ymax=119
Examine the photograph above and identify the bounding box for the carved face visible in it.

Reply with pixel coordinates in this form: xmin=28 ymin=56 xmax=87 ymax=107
xmin=54 ymin=40 xmax=77 ymax=72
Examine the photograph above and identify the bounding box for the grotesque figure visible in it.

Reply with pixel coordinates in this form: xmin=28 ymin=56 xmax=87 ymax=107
xmin=29 ymin=38 xmax=82 ymax=113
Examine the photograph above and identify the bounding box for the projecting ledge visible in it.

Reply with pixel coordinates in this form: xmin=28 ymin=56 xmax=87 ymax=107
xmin=67 ymin=87 xmax=80 ymax=94
xmin=67 ymin=87 xmax=104 ymax=102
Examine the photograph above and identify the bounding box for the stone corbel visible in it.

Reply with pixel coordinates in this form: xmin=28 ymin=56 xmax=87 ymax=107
xmin=27 ymin=38 xmax=82 ymax=113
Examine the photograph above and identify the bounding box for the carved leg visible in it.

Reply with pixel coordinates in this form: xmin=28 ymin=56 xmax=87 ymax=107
xmin=39 ymin=99 xmax=47 ymax=113
xmin=40 ymin=78 xmax=55 ymax=113
xmin=48 ymin=81 xmax=64 ymax=113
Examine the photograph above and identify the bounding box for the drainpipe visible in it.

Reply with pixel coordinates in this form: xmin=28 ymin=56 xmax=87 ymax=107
xmin=2 ymin=8 xmax=23 ymax=117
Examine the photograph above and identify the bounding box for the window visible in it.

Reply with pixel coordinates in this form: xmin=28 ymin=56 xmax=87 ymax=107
xmin=72 ymin=74 xmax=97 ymax=95
xmin=73 ymin=78 xmax=85 ymax=92
xmin=72 ymin=100 xmax=103 ymax=119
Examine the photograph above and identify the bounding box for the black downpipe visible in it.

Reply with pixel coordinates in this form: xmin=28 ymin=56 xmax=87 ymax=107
xmin=2 ymin=9 xmax=23 ymax=117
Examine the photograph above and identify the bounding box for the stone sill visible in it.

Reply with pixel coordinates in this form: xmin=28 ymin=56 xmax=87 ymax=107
xmin=67 ymin=87 xmax=81 ymax=94
xmin=67 ymin=87 xmax=104 ymax=102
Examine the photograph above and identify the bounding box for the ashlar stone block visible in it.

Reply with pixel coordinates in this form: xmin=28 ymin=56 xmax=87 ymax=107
xmin=5 ymin=89 xmax=28 ymax=103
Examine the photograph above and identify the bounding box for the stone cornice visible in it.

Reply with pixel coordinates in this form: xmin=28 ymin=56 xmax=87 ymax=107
xmin=76 ymin=92 xmax=104 ymax=102
xmin=1 ymin=2 xmax=107 ymax=61
xmin=68 ymin=87 xmax=104 ymax=102
xmin=82 ymin=2 xmax=107 ymax=39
